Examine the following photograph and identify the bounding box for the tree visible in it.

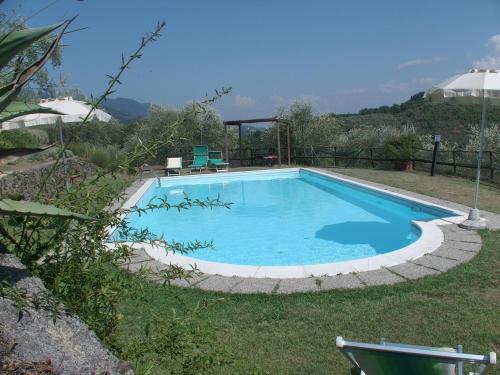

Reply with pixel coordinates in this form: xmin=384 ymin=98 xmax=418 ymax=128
xmin=124 ymin=103 xmax=229 ymax=165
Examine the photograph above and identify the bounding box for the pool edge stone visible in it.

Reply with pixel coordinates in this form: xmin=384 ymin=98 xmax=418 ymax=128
xmin=195 ymin=275 xmax=241 ymax=293
xmin=386 ymin=262 xmax=441 ymax=280
xmin=230 ymin=278 xmax=280 ymax=294
xmin=316 ymin=274 xmax=365 ymax=290
xmin=121 ymin=224 xmax=482 ymax=293
xmin=276 ymin=277 xmax=321 ymax=294
xmin=411 ymin=254 xmax=462 ymax=272
xmin=355 ymin=268 xmax=406 ymax=286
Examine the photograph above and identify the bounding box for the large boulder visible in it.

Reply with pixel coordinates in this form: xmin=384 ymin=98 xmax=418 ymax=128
xmin=0 ymin=251 xmax=133 ymax=375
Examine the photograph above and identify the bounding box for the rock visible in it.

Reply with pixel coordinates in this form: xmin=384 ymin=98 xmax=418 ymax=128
xmin=0 ymin=251 xmax=133 ymax=375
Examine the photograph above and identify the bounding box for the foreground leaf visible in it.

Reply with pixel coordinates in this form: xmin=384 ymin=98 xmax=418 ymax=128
xmin=0 ymin=199 xmax=91 ymax=220
xmin=0 ymin=101 xmax=62 ymax=123
xmin=0 ymin=17 xmax=75 ymax=112
xmin=0 ymin=22 xmax=64 ymax=69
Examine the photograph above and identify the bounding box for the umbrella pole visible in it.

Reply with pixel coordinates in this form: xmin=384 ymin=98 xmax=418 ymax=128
xmin=462 ymin=95 xmax=488 ymax=229
xmin=472 ymin=97 xmax=486 ymax=212
xmin=57 ymin=118 xmax=70 ymax=192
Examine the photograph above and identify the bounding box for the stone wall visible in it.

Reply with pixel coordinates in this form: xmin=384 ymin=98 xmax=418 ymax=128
xmin=0 ymin=158 xmax=98 ymax=200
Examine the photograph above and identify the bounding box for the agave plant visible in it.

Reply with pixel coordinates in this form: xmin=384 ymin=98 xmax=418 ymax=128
xmin=0 ymin=17 xmax=74 ymax=118
xmin=0 ymin=198 xmax=90 ymax=220
xmin=0 ymin=198 xmax=91 ymax=249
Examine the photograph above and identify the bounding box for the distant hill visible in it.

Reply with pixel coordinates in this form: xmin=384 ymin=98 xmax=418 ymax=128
xmin=336 ymin=92 xmax=500 ymax=145
xmin=102 ymin=97 xmax=150 ymax=124
xmin=241 ymin=124 xmax=272 ymax=137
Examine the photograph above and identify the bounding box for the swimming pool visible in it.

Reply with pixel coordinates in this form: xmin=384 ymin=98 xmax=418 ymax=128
xmin=111 ymin=168 xmax=465 ymax=278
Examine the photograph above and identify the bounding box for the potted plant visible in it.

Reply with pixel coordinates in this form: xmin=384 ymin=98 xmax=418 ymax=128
xmin=384 ymin=133 xmax=422 ymax=171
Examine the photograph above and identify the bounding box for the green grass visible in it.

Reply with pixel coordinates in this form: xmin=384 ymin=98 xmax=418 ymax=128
xmin=110 ymin=170 xmax=500 ymax=373
xmin=113 ymin=230 xmax=500 ymax=374
xmin=330 ymin=168 xmax=500 ymax=214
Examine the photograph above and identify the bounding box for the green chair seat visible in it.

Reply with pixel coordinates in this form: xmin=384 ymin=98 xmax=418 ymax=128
xmin=336 ymin=336 xmax=496 ymax=375
xmin=189 ymin=145 xmax=208 ymax=172
xmin=208 ymin=151 xmax=229 ymax=172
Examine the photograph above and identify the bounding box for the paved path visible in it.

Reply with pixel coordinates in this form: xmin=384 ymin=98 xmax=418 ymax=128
xmin=116 ymin=168 xmax=499 ymax=294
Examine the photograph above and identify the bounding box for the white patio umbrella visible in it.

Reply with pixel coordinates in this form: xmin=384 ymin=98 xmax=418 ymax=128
xmin=1 ymin=97 xmax=112 ymax=129
xmin=1 ymin=97 xmax=112 ymax=191
xmin=426 ymin=68 xmax=500 ymax=229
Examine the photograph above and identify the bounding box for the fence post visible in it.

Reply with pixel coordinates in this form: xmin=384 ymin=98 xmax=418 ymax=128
xmin=370 ymin=148 xmax=375 ymax=168
xmin=489 ymin=151 xmax=494 ymax=180
xmin=334 ymin=147 xmax=338 ymax=167
xmin=430 ymin=135 xmax=441 ymax=176
xmin=452 ymin=150 xmax=457 ymax=174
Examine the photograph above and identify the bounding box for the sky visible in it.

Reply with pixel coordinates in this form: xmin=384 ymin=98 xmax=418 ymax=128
xmin=3 ymin=0 xmax=500 ymax=119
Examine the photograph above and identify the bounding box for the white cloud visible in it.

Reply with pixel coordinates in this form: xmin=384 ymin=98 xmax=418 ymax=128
xmin=413 ymin=77 xmax=435 ymax=86
xmin=378 ymin=77 xmax=434 ymax=94
xmin=234 ymin=95 xmax=256 ymax=107
xmin=398 ymin=57 xmax=443 ymax=69
xmin=335 ymin=87 xmax=369 ymax=95
xmin=487 ymin=34 xmax=500 ymax=54
xmin=270 ymin=94 xmax=321 ymax=107
xmin=379 ymin=80 xmax=409 ymax=93
xmin=473 ymin=56 xmax=500 ymax=69
xmin=473 ymin=34 xmax=500 ymax=69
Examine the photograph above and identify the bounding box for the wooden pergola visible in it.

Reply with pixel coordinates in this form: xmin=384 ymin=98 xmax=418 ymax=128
xmin=223 ymin=117 xmax=291 ymax=166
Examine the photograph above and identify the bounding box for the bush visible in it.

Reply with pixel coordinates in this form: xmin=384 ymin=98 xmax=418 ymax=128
xmin=466 ymin=123 xmax=500 ymax=153
xmin=89 ymin=147 xmax=113 ymax=169
xmin=68 ymin=142 xmax=89 ymax=158
xmin=68 ymin=143 xmax=125 ymax=171
xmin=117 ymin=307 xmax=233 ymax=374
xmin=26 ymin=128 xmax=50 ymax=146
xmin=43 ymin=120 xmax=129 ymax=148
xmin=0 ymin=129 xmax=39 ymax=149
xmin=384 ymin=132 xmax=423 ymax=161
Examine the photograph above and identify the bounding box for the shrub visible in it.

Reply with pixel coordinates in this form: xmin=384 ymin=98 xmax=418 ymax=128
xmin=117 ymin=306 xmax=233 ymax=374
xmin=0 ymin=130 xmax=39 ymax=149
xmin=89 ymin=147 xmax=113 ymax=169
xmin=384 ymin=132 xmax=423 ymax=161
xmin=466 ymin=123 xmax=500 ymax=153
xmin=71 ymin=144 xmax=124 ymax=170
xmin=68 ymin=142 xmax=91 ymax=158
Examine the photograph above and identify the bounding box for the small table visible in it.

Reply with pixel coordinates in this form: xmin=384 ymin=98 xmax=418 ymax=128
xmin=263 ymin=155 xmax=278 ymax=166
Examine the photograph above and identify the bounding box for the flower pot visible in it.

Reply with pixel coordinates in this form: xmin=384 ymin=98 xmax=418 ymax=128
xmin=393 ymin=160 xmax=414 ymax=171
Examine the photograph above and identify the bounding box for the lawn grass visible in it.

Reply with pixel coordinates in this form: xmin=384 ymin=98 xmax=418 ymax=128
xmin=330 ymin=168 xmax=500 ymax=214
xmin=111 ymin=169 xmax=500 ymax=373
xmin=114 ymin=229 xmax=500 ymax=374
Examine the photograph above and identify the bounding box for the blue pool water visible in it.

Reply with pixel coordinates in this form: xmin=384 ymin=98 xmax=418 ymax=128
xmin=112 ymin=169 xmax=457 ymax=266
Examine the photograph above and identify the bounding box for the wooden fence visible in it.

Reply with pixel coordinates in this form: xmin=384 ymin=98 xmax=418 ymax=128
xmin=168 ymin=146 xmax=499 ymax=182
xmin=221 ymin=147 xmax=500 ymax=182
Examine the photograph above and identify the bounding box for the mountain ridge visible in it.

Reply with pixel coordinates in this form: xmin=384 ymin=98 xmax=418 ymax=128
xmin=102 ymin=97 xmax=150 ymax=124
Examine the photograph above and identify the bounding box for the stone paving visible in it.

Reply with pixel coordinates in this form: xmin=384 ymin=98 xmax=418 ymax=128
xmin=117 ymin=168 xmax=500 ymax=294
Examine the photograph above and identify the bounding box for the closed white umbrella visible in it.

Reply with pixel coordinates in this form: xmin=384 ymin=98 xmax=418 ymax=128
xmin=426 ymin=68 xmax=500 ymax=229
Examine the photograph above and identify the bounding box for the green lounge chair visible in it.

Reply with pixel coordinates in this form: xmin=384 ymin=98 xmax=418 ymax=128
xmin=336 ymin=336 xmax=497 ymax=375
xmin=189 ymin=145 xmax=208 ymax=173
xmin=208 ymin=150 xmax=229 ymax=172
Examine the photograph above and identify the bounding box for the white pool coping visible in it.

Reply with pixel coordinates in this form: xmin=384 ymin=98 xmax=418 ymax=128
xmin=107 ymin=168 xmax=468 ymax=279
